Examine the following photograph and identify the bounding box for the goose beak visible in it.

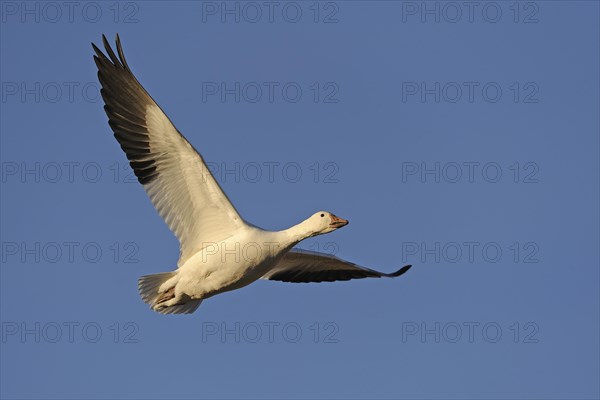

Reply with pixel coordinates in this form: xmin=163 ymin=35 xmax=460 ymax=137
xmin=330 ymin=215 xmax=349 ymax=228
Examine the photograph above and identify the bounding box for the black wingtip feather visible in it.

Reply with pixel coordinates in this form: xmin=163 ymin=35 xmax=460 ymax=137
xmin=115 ymin=33 xmax=130 ymax=70
xmin=92 ymin=34 xmax=160 ymax=186
xmin=389 ymin=265 xmax=412 ymax=277
xmin=92 ymin=44 xmax=109 ymax=65
xmin=102 ymin=34 xmax=122 ymax=67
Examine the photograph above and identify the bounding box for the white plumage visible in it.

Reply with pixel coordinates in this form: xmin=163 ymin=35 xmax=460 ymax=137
xmin=93 ymin=34 xmax=412 ymax=314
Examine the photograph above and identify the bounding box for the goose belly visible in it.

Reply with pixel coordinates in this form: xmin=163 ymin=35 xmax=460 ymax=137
xmin=177 ymin=234 xmax=287 ymax=299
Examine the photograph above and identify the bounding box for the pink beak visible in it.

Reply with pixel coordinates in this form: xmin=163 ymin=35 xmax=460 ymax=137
xmin=330 ymin=214 xmax=349 ymax=228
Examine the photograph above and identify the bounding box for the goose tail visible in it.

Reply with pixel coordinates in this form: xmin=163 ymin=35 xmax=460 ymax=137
xmin=138 ymin=272 xmax=202 ymax=314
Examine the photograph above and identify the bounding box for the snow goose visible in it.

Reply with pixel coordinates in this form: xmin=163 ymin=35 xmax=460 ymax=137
xmin=92 ymin=35 xmax=413 ymax=314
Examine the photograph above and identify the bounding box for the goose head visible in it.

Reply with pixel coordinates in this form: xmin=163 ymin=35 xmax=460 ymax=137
xmin=306 ymin=211 xmax=349 ymax=236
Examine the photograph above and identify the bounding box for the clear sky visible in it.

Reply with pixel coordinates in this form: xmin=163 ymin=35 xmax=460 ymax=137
xmin=1 ymin=1 xmax=598 ymax=399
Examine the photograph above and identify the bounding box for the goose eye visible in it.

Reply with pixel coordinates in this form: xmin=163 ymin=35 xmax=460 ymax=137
xmin=320 ymin=214 xmax=325 ymax=217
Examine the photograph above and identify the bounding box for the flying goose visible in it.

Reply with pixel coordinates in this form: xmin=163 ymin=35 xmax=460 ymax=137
xmin=92 ymin=34 xmax=413 ymax=314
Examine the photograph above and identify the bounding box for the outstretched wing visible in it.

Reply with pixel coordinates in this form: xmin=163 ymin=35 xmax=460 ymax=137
xmin=93 ymin=34 xmax=245 ymax=265
xmin=262 ymin=248 xmax=412 ymax=283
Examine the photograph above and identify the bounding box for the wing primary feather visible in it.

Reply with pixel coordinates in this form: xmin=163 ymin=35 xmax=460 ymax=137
xmin=102 ymin=34 xmax=122 ymax=67
xmin=263 ymin=249 xmax=414 ymax=283
xmin=115 ymin=33 xmax=131 ymax=70
xmin=385 ymin=265 xmax=412 ymax=277
xmin=92 ymin=34 xmax=246 ymax=264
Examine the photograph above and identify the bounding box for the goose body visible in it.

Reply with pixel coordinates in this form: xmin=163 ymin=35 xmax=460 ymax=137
xmin=164 ymin=228 xmax=290 ymax=304
xmin=93 ymin=35 xmax=412 ymax=314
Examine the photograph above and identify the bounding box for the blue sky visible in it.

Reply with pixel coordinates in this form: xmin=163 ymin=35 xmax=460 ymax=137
xmin=1 ymin=1 xmax=598 ymax=399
